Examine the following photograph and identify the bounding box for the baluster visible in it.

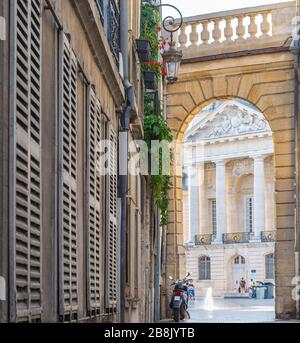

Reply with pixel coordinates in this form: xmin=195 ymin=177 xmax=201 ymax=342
xmin=224 ymin=17 xmax=233 ymax=41
xmin=212 ymin=19 xmax=222 ymax=44
xmin=178 ymin=24 xmax=188 ymax=48
xmin=201 ymin=20 xmax=210 ymax=45
xmin=261 ymin=11 xmax=270 ymax=37
xmin=190 ymin=23 xmax=199 ymax=47
xmin=236 ymin=15 xmax=245 ymax=40
xmin=248 ymin=14 xmax=257 ymax=39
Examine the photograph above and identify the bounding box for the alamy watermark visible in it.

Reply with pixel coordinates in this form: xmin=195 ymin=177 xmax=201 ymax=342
xmin=0 ymin=276 xmax=6 ymax=301
xmin=98 ymin=135 xmax=205 ymax=178
xmin=292 ymin=276 xmax=300 ymax=301
xmin=0 ymin=16 xmax=6 ymax=41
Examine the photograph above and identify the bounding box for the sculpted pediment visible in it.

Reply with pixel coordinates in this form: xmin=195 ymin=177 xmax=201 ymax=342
xmin=185 ymin=101 xmax=270 ymax=142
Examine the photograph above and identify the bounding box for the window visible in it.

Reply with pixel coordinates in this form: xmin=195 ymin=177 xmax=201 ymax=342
xmin=234 ymin=256 xmax=245 ymax=264
xmin=245 ymin=196 xmax=254 ymax=233
xmin=265 ymin=254 xmax=275 ymax=279
xmin=210 ymin=199 xmax=217 ymax=236
xmin=198 ymin=256 xmax=211 ymax=280
xmin=95 ymin=0 xmax=120 ymax=62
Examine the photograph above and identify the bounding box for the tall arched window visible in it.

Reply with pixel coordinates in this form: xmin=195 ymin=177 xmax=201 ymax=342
xmin=265 ymin=253 xmax=275 ymax=279
xmin=199 ymin=256 xmax=211 ymax=280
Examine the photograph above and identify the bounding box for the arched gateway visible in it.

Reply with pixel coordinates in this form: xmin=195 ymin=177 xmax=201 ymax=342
xmin=164 ymin=1 xmax=298 ymax=319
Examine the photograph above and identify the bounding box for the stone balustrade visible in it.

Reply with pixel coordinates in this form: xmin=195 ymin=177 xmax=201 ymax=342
xmin=166 ymin=1 xmax=295 ymax=59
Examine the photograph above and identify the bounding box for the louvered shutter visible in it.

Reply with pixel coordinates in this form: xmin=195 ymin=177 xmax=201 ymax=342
xmin=10 ymin=0 xmax=42 ymax=322
xmin=87 ymin=88 xmax=103 ymax=314
xmin=106 ymin=123 xmax=118 ymax=307
xmin=58 ymin=33 xmax=79 ymax=320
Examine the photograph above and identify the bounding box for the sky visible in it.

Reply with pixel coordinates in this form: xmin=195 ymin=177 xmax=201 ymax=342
xmin=162 ymin=0 xmax=289 ymax=18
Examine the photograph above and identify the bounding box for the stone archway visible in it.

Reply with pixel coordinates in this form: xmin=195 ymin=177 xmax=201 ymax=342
xmin=165 ymin=50 xmax=296 ymax=319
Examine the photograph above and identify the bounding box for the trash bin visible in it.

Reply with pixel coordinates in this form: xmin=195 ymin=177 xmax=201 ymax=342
xmin=256 ymin=286 xmax=267 ymax=299
xmin=264 ymin=283 xmax=274 ymax=299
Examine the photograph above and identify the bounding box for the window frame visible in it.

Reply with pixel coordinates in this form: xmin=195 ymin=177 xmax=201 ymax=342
xmin=210 ymin=199 xmax=217 ymax=236
xmin=244 ymin=195 xmax=254 ymax=233
xmin=265 ymin=253 xmax=275 ymax=279
xmin=198 ymin=256 xmax=211 ymax=281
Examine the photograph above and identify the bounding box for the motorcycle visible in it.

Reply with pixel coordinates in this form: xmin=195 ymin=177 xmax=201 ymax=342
xmin=169 ymin=272 xmax=192 ymax=322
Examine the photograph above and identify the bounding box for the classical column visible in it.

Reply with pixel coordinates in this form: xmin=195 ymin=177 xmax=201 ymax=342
xmin=188 ymin=165 xmax=199 ymax=242
xmin=253 ymin=155 xmax=266 ymax=238
xmin=197 ymin=162 xmax=205 ymax=235
xmin=215 ymin=160 xmax=227 ymax=242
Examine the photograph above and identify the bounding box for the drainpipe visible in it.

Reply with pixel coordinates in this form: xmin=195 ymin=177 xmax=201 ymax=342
xmin=119 ymin=0 xmax=136 ymax=323
xmin=291 ymin=0 xmax=300 ymax=318
xmin=154 ymin=209 xmax=161 ymax=322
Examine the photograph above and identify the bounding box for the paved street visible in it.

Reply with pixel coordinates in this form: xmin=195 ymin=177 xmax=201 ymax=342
xmin=184 ymin=298 xmax=276 ymax=323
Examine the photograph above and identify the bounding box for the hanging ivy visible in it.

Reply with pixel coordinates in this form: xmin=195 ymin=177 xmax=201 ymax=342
xmin=144 ymin=115 xmax=173 ymax=226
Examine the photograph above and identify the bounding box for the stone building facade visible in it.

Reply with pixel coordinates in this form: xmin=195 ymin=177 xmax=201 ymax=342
xmin=0 ymin=0 xmax=156 ymax=323
xmin=182 ymin=100 xmax=276 ymax=297
xmin=165 ymin=1 xmax=299 ymax=319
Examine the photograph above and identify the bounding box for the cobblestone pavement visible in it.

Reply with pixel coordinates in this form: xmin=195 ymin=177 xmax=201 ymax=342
xmin=184 ymin=298 xmax=276 ymax=323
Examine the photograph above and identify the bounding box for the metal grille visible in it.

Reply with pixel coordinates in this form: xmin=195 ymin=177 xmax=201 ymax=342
xmin=108 ymin=0 xmax=120 ymax=62
xmin=58 ymin=34 xmax=78 ymax=320
xmin=195 ymin=234 xmax=213 ymax=245
xmin=106 ymin=123 xmax=118 ymax=307
xmin=12 ymin=0 xmax=42 ymax=323
xmin=87 ymin=88 xmax=103 ymax=313
xmin=95 ymin=0 xmax=104 ymax=24
xmin=223 ymin=232 xmax=250 ymax=244
xmin=245 ymin=196 xmax=254 ymax=233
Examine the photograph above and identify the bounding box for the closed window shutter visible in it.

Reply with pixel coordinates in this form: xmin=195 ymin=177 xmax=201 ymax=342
xmin=87 ymin=88 xmax=103 ymax=313
xmin=106 ymin=123 xmax=118 ymax=307
xmin=58 ymin=33 xmax=78 ymax=320
xmin=11 ymin=0 xmax=42 ymax=323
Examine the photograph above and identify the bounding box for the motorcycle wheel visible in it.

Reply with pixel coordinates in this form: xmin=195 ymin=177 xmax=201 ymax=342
xmin=173 ymin=308 xmax=180 ymax=323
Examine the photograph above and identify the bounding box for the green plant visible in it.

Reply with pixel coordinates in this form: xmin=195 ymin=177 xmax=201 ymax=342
xmin=141 ymin=3 xmax=161 ymax=60
xmin=144 ymin=115 xmax=173 ymax=226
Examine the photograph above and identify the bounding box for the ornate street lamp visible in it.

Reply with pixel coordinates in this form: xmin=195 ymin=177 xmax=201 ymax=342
xmin=155 ymin=3 xmax=183 ymax=83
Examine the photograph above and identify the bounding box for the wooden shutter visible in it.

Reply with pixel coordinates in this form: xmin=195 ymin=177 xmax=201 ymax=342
xmin=10 ymin=0 xmax=42 ymax=322
xmin=58 ymin=33 xmax=78 ymax=321
xmin=87 ymin=88 xmax=103 ymax=314
xmin=105 ymin=123 xmax=118 ymax=307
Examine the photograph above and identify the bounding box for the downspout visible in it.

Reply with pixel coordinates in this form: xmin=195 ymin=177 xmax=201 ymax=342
xmin=119 ymin=0 xmax=136 ymax=323
xmin=154 ymin=209 xmax=161 ymax=322
xmin=291 ymin=0 xmax=300 ymax=318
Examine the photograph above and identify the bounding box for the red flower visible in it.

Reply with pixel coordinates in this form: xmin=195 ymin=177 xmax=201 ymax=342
xmin=162 ymin=66 xmax=167 ymax=77
xmin=157 ymin=25 xmax=161 ymax=32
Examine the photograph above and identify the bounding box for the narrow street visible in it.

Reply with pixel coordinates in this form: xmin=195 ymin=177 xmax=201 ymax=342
xmin=185 ymin=299 xmax=276 ymax=323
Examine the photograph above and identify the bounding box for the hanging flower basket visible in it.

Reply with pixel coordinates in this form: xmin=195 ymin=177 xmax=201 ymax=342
xmin=143 ymin=70 xmax=157 ymax=90
xmin=136 ymin=39 xmax=152 ymax=62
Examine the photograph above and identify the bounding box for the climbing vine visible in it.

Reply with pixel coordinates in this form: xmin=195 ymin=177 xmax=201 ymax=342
xmin=141 ymin=2 xmax=173 ymax=226
xmin=144 ymin=115 xmax=173 ymax=226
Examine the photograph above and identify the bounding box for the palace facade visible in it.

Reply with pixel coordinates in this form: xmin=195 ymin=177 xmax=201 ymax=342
xmin=182 ymin=100 xmax=275 ymax=297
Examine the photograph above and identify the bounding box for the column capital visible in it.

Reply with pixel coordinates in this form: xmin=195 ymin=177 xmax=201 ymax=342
xmin=250 ymin=154 xmax=268 ymax=162
xmin=213 ymin=159 xmax=227 ymax=167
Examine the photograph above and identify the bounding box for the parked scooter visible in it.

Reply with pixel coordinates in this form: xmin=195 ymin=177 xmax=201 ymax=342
xmin=169 ymin=272 xmax=192 ymax=322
